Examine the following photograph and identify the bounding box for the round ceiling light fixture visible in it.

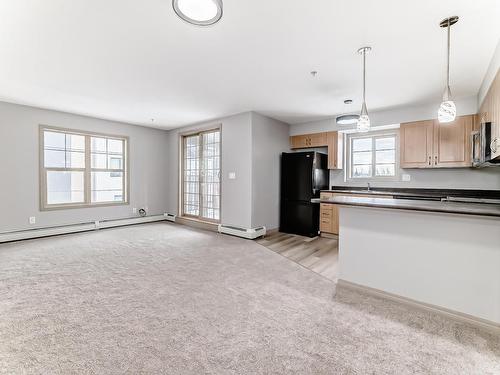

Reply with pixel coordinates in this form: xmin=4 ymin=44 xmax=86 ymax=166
xmin=172 ymin=0 xmax=223 ymax=26
xmin=336 ymin=99 xmax=359 ymax=125
xmin=336 ymin=114 xmax=360 ymax=125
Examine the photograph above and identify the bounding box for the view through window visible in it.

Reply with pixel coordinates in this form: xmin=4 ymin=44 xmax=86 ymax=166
xmin=350 ymin=133 xmax=397 ymax=179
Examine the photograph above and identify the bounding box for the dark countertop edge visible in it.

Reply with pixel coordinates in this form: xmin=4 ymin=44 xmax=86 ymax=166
xmin=320 ymin=196 xmax=500 ymax=218
xmin=322 ymin=187 xmax=500 ymax=200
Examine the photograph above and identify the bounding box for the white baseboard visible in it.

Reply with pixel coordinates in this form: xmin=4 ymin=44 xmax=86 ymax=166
xmin=336 ymin=279 xmax=500 ymax=334
xmin=0 ymin=215 xmax=167 ymax=243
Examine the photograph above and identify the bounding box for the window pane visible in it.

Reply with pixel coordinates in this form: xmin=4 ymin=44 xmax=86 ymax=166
xmin=352 ymin=138 xmax=372 ymax=152
xmin=376 ymin=137 xmax=395 ymax=150
xmin=376 ymin=150 xmax=395 ymax=164
xmin=109 ymin=156 xmax=123 ymax=170
xmin=91 ymin=153 xmax=107 ymax=169
xmin=91 ymin=171 xmax=123 ymax=203
xmin=376 ymin=164 xmax=396 ymax=177
xmin=44 ymin=131 xmax=66 ymax=149
xmin=108 ymin=139 xmax=123 ymax=154
xmin=66 ymin=151 xmax=85 ymax=168
xmin=44 ymin=150 xmax=66 ymax=168
xmin=46 ymin=171 xmax=84 ymax=204
xmin=351 ymin=165 xmax=372 ymax=178
xmin=66 ymin=134 xmax=85 ymax=151
xmin=91 ymin=137 xmax=107 ymax=152
xmin=352 ymin=151 xmax=372 ymax=165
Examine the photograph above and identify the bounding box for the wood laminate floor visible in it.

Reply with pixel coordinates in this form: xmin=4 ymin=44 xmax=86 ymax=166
xmin=257 ymin=232 xmax=338 ymax=281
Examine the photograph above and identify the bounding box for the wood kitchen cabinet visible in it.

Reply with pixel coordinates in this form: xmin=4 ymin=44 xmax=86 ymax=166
xmin=290 ymin=132 xmax=327 ymax=148
xmin=400 ymin=115 xmax=474 ymax=168
xmin=319 ymin=193 xmax=337 ymax=234
xmin=326 ymin=131 xmax=343 ymax=169
xmin=400 ymin=120 xmax=434 ymax=168
xmin=479 ymin=69 xmax=500 ymax=160
xmin=433 ymin=115 xmax=473 ymax=167
xmin=290 ymin=131 xmax=343 ymax=169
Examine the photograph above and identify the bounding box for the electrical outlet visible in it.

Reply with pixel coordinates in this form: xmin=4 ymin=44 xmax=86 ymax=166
xmin=132 ymin=208 xmax=137 ymax=214
xmin=29 ymin=216 xmax=36 ymax=225
xmin=402 ymin=174 xmax=411 ymax=182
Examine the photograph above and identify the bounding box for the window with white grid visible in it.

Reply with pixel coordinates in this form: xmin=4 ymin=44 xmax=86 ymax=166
xmin=40 ymin=126 xmax=128 ymax=209
xmin=349 ymin=132 xmax=398 ymax=180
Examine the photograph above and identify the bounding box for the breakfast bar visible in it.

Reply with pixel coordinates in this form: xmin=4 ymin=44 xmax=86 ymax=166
xmin=321 ymin=196 xmax=500 ymax=328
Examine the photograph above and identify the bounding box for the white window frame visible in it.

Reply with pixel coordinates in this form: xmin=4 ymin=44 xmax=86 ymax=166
xmin=39 ymin=125 xmax=129 ymax=210
xmin=179 ymin=125 xmax=222 ymax=223
xmin=346 ymin=129 xmax=400 ymax=182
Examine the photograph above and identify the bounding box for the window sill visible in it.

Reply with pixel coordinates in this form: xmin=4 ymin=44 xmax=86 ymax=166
xmin=40 ymin=201 xmax=129 ymax=211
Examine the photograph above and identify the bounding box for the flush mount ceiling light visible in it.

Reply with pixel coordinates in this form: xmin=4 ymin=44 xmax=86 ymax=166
xmin=437 ymin=16 xmax=459 ymax=123
xmin=336 ymin=100 xmax=360 ymax=125
xmin=357 ymin=47 xmax=371 ymax=132
xmin=172 ymin=0 xmax=223 ymax=26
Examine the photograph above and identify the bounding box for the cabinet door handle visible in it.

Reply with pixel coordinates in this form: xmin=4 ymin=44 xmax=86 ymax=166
xmin=434 ymin=156 xmax=438 ymax=165
xmin=428 ymin=156 xmax=431 ymax=166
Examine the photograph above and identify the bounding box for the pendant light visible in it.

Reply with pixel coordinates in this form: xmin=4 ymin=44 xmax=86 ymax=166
xmin=357 ymin=47 xmax=371 ymax=132
xmin=438 ymin=16 xmax=459 ymax=123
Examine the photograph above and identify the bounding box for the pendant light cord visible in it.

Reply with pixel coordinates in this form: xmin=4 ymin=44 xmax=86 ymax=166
xmin=362 ymin=49 xmax=366 ymax=103
xmin=446 ymin=19 xmax=451 ymax=89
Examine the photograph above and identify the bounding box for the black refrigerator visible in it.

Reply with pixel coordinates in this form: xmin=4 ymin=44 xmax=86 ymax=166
xmin=280 ymin=152 xmax=329 ymax=237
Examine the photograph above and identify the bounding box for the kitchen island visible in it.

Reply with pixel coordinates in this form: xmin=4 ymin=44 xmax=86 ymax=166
xmin=321 ymin=196 xmax=500 ymax=329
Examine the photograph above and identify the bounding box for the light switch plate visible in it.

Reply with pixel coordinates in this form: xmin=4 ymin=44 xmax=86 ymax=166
xmin=228 ymin=172 xmax=236 ymax=180
xmin=402 ymin=174 xmax=411 ymax=182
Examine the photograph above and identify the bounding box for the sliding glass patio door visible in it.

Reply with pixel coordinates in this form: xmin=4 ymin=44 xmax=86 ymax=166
xmin=182 ymin=129 xmax=221 ymax=222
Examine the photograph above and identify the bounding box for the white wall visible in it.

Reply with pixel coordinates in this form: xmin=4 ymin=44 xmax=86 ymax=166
xmin=166 ymin=112 xmax=253 ymax=228
xmin=251 ymin=113 xmax=290 ymax=229
xmin=0 ymin=101 xmax=170 ymax=233
xmin=290 ymin=96 xmax=500 ymax=190
xmin=478 ymin=40 xmax=500 ymax=107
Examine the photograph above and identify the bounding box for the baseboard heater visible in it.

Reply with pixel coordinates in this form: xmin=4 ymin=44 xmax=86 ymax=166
xmin=218 ymin=224 xmax=266 ymax=239
xmin=0 ymin=215 xmax=167 ymax=243
xmin=163 ymin=213 xmax=176 ymax=222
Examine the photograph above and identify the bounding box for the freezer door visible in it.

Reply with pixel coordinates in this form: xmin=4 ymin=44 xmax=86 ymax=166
xmin=279 ymin=201 xmax=320 ymax=238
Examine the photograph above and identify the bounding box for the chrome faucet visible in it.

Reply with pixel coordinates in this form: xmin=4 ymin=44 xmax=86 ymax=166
xmin=367 ymin=182 xmax=371 ymax=191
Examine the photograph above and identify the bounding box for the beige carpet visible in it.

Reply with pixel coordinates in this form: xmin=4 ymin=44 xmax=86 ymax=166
xmin=0 ymin=223 xmax=498 ymax=374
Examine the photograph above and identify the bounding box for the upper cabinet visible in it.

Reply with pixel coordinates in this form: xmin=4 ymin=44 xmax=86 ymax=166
xmin=290 ymin=132 xmax=327 ymax=148
xmin=290 ymin=131 xmax=343 ymax=169
xmin=400 ymin=120 xmax=434 ymax=168
xmin=400 ymin=115 xmax=474 ymax=168
xmin=433 ymin=115 xmax=473 ymax=167
xmin=479 ymin=69 xmax=500 ymax=160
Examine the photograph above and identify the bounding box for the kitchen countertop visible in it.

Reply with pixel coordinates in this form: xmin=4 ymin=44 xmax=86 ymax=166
xmin=320 ymin=196 xmax=500 ymax=218
xmin=321 ymin=187 xmax=500 ymax=201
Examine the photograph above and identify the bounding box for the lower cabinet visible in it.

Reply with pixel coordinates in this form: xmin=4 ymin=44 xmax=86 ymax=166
xmin=320 ymin=203 xmax=339 ymax=234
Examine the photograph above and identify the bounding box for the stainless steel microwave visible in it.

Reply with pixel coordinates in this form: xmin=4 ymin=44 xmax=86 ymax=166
xmin=471 ymin=122 xmax=500 ymax=167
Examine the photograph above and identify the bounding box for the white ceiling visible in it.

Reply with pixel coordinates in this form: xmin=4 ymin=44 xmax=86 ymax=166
xmin=0 ymin=0 xmax=499 ymax=129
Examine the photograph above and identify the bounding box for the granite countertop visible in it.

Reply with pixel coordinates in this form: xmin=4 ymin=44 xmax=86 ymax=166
xmin=320 ymin=196 xmax=500 ymax=218
xmin=321 ymin=187 xmax=500 ymax=202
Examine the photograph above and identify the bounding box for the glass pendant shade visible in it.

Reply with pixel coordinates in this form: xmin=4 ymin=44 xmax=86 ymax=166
xmin=438 ymin=100 xmax=456 ymax=123
xmin=357 ymin=102 xmax=370 ymax=132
